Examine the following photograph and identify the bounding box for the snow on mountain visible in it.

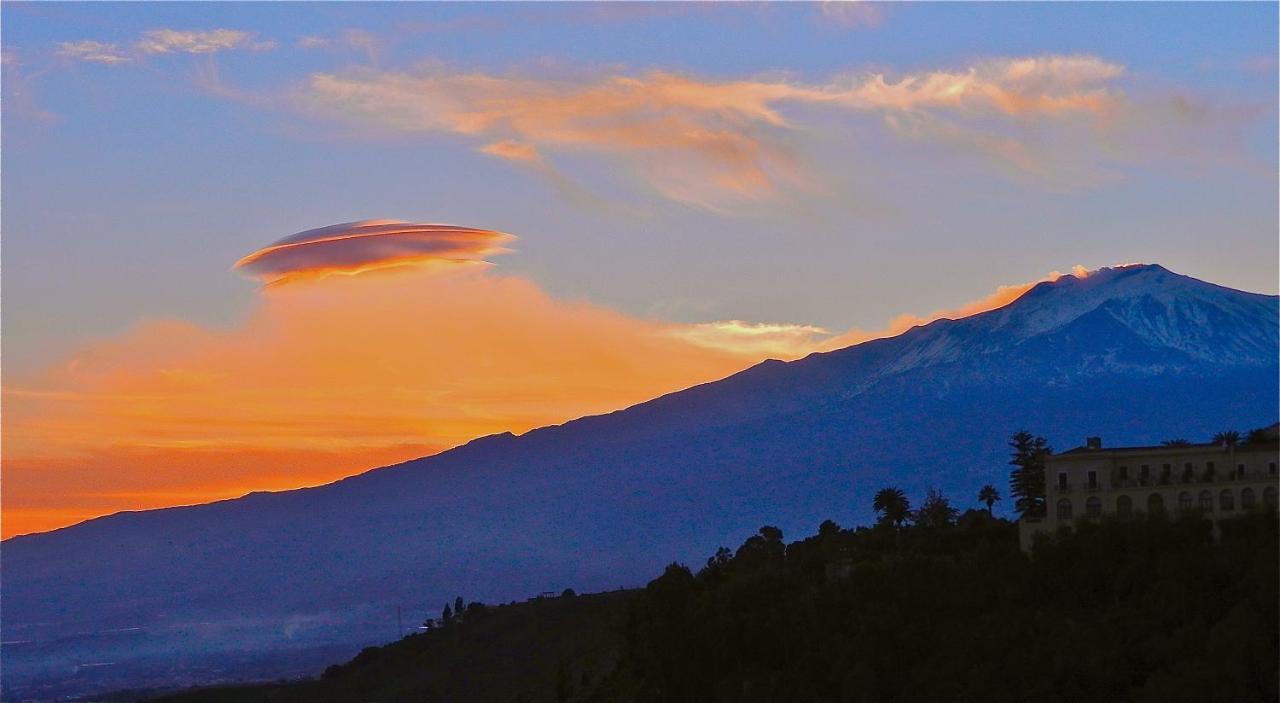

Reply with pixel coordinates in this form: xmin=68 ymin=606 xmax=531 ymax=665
xmin=3 ymin=264 xmax=1276 ymax=700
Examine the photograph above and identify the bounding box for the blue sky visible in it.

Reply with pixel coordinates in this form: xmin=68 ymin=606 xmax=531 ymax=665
xmin=4 ymin=1 xmax=1278 ymax=375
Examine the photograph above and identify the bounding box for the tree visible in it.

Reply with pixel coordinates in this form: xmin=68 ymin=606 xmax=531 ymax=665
xmin=914 ymin=488 xmax=958 ymax=528
xmin=441 ymin=603 xmax=453 ymax=627
xmin=1244 ymin=426 xmax=1275 ymax=445
xmin=734 ymin=526 xmax=786 ymax=574
xmin=818 ymin=519 xmax=842 ymax=537
xmin=1009 ymin=431 xmax=1051 ymax=519
xmin=1162 ymin=438 xmax=1191 ymax=447
xmin=1213 ymin=430 xmax=1240 ymax=447
xmin=698 ymin=546 xmax=733 ymax=585
xmin=873 ymin=487 xmax=911 ymax=527
xmin=977 ymin=484 xmax=1001 ymax=515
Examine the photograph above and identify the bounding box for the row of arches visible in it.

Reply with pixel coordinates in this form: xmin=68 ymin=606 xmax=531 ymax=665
xmin=1056 ymin=486 xmax=1277 ymax=520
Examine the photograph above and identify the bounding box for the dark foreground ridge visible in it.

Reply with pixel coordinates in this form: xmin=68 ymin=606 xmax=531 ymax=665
xmin=130 ymin=508 xmax=1278 ymax=703
xmin=7 ymin=263 xmax=1277 ymax=697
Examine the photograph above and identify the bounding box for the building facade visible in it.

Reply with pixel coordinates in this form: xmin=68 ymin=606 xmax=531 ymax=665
xmin=1019 ymin=435 xmax=1280 ymax=551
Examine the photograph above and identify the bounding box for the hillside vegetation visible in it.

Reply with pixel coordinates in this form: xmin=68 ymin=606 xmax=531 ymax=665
xmin=141 ymin=503 xmax=1278 ymax=703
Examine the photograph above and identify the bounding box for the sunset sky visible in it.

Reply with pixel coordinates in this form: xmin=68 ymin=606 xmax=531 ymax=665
xmin=3 ymin=2 xmax=1277 ymax=537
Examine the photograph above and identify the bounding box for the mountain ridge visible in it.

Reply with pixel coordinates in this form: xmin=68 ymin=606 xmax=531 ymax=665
xmin=4 ymin=263 xmax=1277 ymax=700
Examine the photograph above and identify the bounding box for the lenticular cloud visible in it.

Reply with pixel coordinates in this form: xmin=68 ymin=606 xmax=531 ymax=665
xmin=234 ymin=220 xmax=515 ymax=284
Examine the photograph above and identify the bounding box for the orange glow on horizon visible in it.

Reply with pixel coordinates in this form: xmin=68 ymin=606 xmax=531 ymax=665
xmin=1 ymin=269 xmax=756 ymax=537
xmin=1 ymin=262 xmax=1104 ymax=538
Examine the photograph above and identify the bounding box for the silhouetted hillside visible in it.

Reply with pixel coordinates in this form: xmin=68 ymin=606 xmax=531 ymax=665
xmin=139 ymin=507 xmax=1278 ymax=703
xmin=7 ymin=264 xmax=1277 ymax=698
xmin=124 ymin=591 xmax=631 ymax=703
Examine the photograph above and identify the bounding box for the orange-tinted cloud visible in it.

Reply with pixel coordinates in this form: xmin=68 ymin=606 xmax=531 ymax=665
xmin=297 ymin=55 xmax=1128 ymax=208
xmin=668 ymin=320 xmax=832 ymax=358
xmin=0 ymin=242 xmax=1109 ymax=538
xmin=233 ymin=220 xmax=515 ymax=285
xmin=1 ymin=264 xmax=758 ymax=537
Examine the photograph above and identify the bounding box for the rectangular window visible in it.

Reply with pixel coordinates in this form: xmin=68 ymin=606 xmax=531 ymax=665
xmin=1058 ymin=472 xmax=1068 ymax=490
xmin=1270 ymin=463 xmax=1277 ymax=476
xmin=1118 ymin=465 xmax=1128 ymax=479
xmin=1238 ymin=463 xmax=1247 ymax=478
xmin=1140 ymin=465 xmax=1150 ymax=478
xmin=1087 ymin=470 xmax=1097 ymax=489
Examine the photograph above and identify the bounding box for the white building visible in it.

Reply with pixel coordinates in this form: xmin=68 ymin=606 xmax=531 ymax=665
xmin=1020 ymin=431 xmax=1279 ymax=551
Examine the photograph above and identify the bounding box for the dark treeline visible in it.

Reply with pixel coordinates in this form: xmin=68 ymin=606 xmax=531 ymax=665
xmin=601 ymin=509 xmax=1278 ymax=703
xmin=148 ymin=507 xmax=1279 ymax=703
xmin=144 ymin=428 xmax=1279 ymax=703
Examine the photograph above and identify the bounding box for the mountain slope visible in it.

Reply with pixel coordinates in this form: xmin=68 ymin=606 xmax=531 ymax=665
xmin=4 ymin=264 xmax=1277 ymax=700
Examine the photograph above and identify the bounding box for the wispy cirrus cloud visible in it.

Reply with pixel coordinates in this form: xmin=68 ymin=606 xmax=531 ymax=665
xmin=57 ymin=28 xmax=272 ymax=66
xmin=294 ymin=55 xmax=1131 ymax=210
xmin=135 ymin=28 xmax=272 ymax=55
xmin=233 ymin=220 xmax=515 ymax=285
xmin=817 ymin=1 xmax=886 ymax=29
xmin=57 ymin=40 xmax=131 ymax=65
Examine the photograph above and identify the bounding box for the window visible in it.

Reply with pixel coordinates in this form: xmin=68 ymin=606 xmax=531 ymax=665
xmin=1241 ymin=488 xmax=1257 ymax=509
xmin=1160 ymin=464 xmax=1172 ymax=483
xmin=1057 ymin=498 xmax=1073 ymax=520
xmin=1220 ymin=490 xmax=1234 ymax=511
xmin=1118 ymin=465 xmax=1128 ymax=480
xmin=1087 ymin=471 xmax=1097 ymax=489
xmin=1116 ymin=495 xmax=1133 ymax=516
xmin=1238 ymin=463 xmax=1247 ymax=479
xmin=1181 ymin=464 xmax=1194 ymax=483
xmin=1140 ymin=465 xmax=1150 ymax=484
xmin=1206 ymin=461 xmax=1215 ymax=473
xmin=1270 ymin=463 xmax=1277 ymax=476
xmin=1265 ymin=486 xmax=1278 ymax=507
xmin=1199 ymin=490 xmax=1213 ymax=512
xmin=1058 ymin=472 xmax=1068 ymax=490
xmin=1086 ymin=496 xmax=1102 ymax=517
xmin=1147 ymin=493 xmax=1164 ymax=513
xmin=1178 ymin=492 xmax=1193 ymax=511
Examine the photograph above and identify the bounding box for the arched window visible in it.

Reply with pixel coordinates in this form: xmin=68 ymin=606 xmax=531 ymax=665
xmin=1086 ymin=496 xmax=1102 ymax=517
xmin=1116 ymin=495 xmax=1133 ymax=516
xmin=1178 ymin=492 xmax=1192 ymax=511
xmin=1241 ymin=488 xmax=1256 ymax=509
xmin=1264 ymin=486 xmax=1278 ymax=507
xmin=1220 ymin=490 xmax=1234 ymax=511
xmin=1198 ymin=490 xmax=1213 ymax=512
xmin=1147 ymin=493 xmax=1164 ymax=513
xmin=1056 ymin=498 xmax=1073 ymax=520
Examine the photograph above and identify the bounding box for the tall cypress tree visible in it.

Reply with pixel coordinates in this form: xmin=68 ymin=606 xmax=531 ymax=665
xmin=1009 ymin=431 xmax=1050 ymax=518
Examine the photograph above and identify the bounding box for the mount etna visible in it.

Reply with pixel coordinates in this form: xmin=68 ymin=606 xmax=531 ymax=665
xmin=4 ymin=264 xmax=1277 ymax=699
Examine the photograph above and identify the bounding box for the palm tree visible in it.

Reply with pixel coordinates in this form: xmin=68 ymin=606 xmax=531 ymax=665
xmin=978 ymin=484 xmax=1001 ymax=515
xmin=872 ymin=487 xmax=910 ymax=527
xmin=1213 ymin=430 xmax=1240 ymax=447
